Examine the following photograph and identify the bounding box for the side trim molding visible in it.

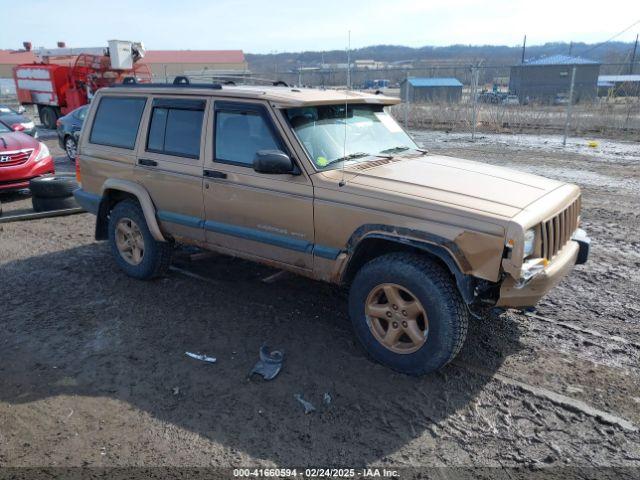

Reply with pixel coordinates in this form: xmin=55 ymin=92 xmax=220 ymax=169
xmin=156 ymin=209 xmax=341 ymax=260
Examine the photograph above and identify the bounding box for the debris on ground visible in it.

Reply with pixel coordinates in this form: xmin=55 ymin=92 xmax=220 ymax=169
xmin=249 ymin=345 xmax=284 ymax=380
xmin=185 ymin=351 xmax=217 ymax=363
xmin=172 ymin=387 xmax=180 ymax=395
xmin=261 ymin=270 xmax=289 ymax=284
xmin=294 ymin=394 xmax=316 ymax=414
xmin=323 ymin=392 xmax=332 ymax=406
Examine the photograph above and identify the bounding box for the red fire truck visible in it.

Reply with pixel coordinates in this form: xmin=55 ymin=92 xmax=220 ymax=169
xmin=12 ymin=40 xmax=151 ymax=129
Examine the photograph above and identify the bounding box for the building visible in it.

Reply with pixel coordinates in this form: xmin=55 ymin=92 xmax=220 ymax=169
xmin=0 ymin=49 xmax=248 ymax=80
xmin=140 ymin=50 xmax=248 ymax=78
xmin=509 ymin=55 xmax=600 ymax=104
xmin=597 ymin=74 xmax=640 ymax=97
xmin=399 ymin=77 xmax=463 ymax=103
xmin=354 ymin=59 xmax=387 ymax=70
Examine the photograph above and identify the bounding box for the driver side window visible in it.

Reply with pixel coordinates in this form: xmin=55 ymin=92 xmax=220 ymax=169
xmin=215 ymin=107 xmax=282 ymax=167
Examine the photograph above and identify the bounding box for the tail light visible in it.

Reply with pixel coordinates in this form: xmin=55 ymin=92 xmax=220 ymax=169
xmin=11 ymin=123 xmax=25 ymax=131
xmin=75 ymin=157 xmax=81 ymax=183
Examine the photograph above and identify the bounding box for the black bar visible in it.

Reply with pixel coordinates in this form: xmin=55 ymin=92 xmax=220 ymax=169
xmin=204 ymin=170 xmax=227 ymax=179
xmin=138 ymin=158 xmax=158 ymax=167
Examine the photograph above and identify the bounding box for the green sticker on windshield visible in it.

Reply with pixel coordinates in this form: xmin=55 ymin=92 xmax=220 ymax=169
xmin=316 ymin=156 xmax=328 ymax=167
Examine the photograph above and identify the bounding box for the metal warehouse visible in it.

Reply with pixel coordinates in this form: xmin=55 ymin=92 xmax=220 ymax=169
xmin=597 ymin=74 xmax=640 ymax=97
xmin=399 ymin=77 xmax=463 ymax=103
xmin=509 ymin=55 xmax=601 ymax=104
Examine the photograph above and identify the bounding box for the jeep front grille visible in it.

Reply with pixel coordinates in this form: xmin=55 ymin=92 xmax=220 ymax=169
xmin=538 ymin=195 xmax=581 ymax=260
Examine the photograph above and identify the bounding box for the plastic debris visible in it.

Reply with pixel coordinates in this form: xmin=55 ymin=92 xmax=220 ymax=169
xmin=185 ymin=351 xmax=217 ymax=363
xmin=323 ymin=392 xmax=332 ymax=406
xmin=295 ymin=394 xmax=316 ymax=414
xmin=249 ymin=345 xmax=284 ymax=380
xmin=587 ymin=140 xmax=599 ymax=148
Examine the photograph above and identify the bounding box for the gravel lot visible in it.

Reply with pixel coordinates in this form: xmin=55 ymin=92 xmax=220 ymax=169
xmin=0 ymin=128 xmax=639 ymax=477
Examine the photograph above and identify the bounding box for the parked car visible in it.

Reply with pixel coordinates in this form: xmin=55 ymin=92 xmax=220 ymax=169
xmin=57 ymin=105 xmax=88 ymax=160
xmin=74 ymin=80 xmax=590 ymax=375
xmin=0 ymin=104 xmax=37 ymax=137
xmin=0 ymin=122 xmax=54 ymax=191
xmin=502 ymin=94 xmax=520 ymax=105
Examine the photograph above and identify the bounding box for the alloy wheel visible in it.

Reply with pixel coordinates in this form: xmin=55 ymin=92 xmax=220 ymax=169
xmin=365 ymin=283 xmax=429 ymax=354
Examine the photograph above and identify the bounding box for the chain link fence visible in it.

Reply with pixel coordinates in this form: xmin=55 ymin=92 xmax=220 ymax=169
xmin=159 ymin=62 xmax=640 ymax=142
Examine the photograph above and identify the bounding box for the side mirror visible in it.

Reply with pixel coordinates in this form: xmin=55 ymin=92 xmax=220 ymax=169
xmin=16 ymin=106 xmax=26 ymax=114
xmin=253 ymin=150 xmax=295 ymax=174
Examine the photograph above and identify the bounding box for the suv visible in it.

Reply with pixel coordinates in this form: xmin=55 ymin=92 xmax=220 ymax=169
xmin=74 ymin=80 xmax=589 ymax=375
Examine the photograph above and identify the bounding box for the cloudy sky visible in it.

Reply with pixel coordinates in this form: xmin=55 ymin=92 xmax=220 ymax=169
xmin=3 ymin=0 xmax=639 ymax=53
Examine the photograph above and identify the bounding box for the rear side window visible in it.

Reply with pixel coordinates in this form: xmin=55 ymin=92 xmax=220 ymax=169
xmin=146 ymin=98 xmax=204 ymax=159
xmin=89 ymin=96 xmax=146 ymax=149
xmin=215 ymin=109 xmax=282 ymax=166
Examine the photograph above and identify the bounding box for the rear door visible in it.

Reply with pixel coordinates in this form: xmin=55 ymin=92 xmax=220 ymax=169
xmin=133 ymin=96 xmax=208 ymax=241
xmin=202 ymin=99 xmax=314 ymax=271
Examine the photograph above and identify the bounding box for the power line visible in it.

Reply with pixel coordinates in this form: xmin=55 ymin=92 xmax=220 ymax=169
xmin=580 ymin=19 xmax=640 ymax=56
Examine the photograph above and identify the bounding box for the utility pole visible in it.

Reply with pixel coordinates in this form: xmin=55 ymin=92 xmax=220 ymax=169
xmin=631 ymin=34 xmax=638 ymax=74
xmin=404 ymin=70 xmax=409 ymax=129
xmin=471 ymin=65 xmax=480 ymax=141
xmin=521 ymin=35 xmax=527 ymax=64
xmin=346 ymin=30 xmax=351 ymax=90
xmin=568 ymin=41 xmax=573 ymax=56
xmin=562 ymin=66 xmax=577 ymax=146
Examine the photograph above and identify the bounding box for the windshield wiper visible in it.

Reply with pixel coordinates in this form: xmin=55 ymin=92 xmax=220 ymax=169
xmin=379 ymin=146 xmax=410 ymax=154
xmin=323 ymin=152 xmax=370 ymax=167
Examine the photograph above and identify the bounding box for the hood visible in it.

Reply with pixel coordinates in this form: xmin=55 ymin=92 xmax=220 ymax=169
xmin=0 ymin=131 xmax=39 ymax=152
xmin=0 ymin=113 xmax=30 ymax=126
xmin=343 ymin=154 xmax=564 ymax=218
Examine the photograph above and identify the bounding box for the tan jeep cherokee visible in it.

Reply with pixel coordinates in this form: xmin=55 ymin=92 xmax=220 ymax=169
xmin=74 ymin=79 xmax=589 ymax=375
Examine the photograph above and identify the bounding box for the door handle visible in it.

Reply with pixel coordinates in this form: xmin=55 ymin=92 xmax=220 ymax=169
xmin=138 ymin=158 xmax=157 ymax=167
xmin=204 ymin=170 xmax=227 ymax=179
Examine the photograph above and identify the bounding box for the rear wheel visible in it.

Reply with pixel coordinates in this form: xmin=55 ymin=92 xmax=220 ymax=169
xmin=39 ymin=106 xmax=59 ymax=130
xmin=348 ymin=252 xmax=468 ymax=375
xmin=108 ymin=200 xmax=172 ymax=279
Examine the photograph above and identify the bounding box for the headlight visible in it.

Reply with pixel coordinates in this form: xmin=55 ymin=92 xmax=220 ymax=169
xmin=523 ymin=228 xmax=536 ymax=258
xmin=34 ymin=142 xmax=50 ymax=162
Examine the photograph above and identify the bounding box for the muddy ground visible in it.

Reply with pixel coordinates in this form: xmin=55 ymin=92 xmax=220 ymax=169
xmin=0 ymin=129 xmax=639 ymax=477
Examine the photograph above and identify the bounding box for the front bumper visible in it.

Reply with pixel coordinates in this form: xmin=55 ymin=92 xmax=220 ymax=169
xmin=0 ymin=156 xmax=55 ymax=191
xmin=496 ymin=229 xmax=590 ymax=307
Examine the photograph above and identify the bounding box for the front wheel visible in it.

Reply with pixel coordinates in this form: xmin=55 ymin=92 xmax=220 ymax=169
xmin=348 ymin=253 xmax=468 ymax=375
xmin=108 ymin=200 xmax=172 ymax=279
xmin=64 ymin=136 xmax=78 ymax=161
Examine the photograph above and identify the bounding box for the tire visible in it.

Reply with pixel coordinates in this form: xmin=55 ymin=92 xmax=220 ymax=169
xmin=40 ymin=106 xmax=58 ymax=130
xmin=348 ymin=252 xmax=468 ymax=376
xmin=32 ymin=195 xmax=79 ymax=212
xmin=108 ymin=200 xmax=172 ymax=280
xmin=29 ymin=175 xmax=78 ymax=198
xmin=64 ymin=136 xmax=78 ymax=161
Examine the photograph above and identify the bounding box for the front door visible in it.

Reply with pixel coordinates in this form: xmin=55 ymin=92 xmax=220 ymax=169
xmin=202 ymin=100 xmax=314 ymax=271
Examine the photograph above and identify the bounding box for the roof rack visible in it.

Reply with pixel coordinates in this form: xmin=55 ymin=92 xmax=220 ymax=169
xmin=111 ymin=76 xmax=222 ymax=89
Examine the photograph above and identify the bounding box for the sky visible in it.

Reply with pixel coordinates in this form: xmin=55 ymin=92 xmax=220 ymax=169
xmin=2 ymin=0 xmax=639 ymax=54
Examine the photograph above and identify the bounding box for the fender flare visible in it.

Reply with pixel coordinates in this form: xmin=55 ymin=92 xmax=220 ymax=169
xmin=97 ymin=179 xmax=166 ymax=242
xmin=343 ymin=224 xmax=477 ymax=304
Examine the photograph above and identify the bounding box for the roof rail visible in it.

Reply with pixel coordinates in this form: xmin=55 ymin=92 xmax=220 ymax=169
xmin=111 ymin=79 xmax=222 ymax=90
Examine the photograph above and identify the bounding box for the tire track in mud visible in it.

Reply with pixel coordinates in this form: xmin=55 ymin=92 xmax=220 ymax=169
xmin=454 ymin=360 xmax=637 ymax=433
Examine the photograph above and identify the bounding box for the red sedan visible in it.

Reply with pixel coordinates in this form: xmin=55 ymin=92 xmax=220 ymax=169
xmin=0 ymin=122 xmax=54 ymax=191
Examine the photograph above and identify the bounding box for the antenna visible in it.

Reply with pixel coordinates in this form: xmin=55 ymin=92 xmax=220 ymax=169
xmin=339 ymin=30 xmax=350 ymax=188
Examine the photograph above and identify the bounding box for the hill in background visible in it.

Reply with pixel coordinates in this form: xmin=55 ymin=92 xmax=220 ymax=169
xmin=246 ymin=41 xmax=638 ymax=73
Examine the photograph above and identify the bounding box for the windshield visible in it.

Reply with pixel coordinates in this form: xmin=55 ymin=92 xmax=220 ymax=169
xmin=285 ymin=104 xmax=418 ymax=170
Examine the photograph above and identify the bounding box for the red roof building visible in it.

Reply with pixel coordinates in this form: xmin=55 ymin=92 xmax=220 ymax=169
xmin=0 ymin=49 xmax=248 ymax=78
